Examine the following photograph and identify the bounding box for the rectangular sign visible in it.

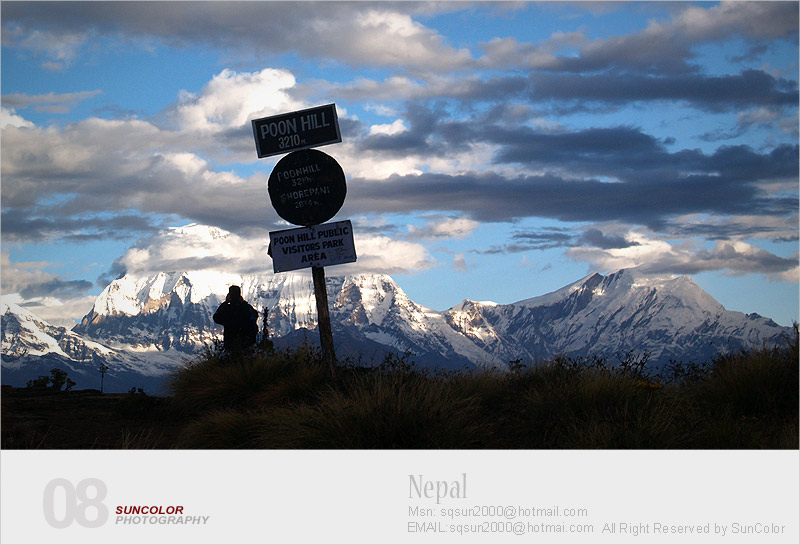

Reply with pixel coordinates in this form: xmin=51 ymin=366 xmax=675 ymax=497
xmin=269 ymin=220 xmax=356 ymax=273
xmin=252 ymin=103 xmax=342 ymax=158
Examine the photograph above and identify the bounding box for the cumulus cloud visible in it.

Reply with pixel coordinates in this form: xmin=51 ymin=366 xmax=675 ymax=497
xmin=171 ymin=68 xmax=301 ymax=132
xmin=0 ymin=107 xmax=33 ymax=129
xmin=671 ymin=1 xmax=798 ymax=41
xmin=106 ymin=223 xmax=433 ymax=280
xmin=568 ymin=234 xmax=798 ymax=280
xmin=479 ymin=32 xmax=586 ymax=70
xmin=342 ymin=9 xmax=472 ymax=71
xmin=341 ymin=234 xmax=434 ymax=275
xmin=110 ymin=224 xmax=269 ymax=278
xmin=369 ymin=119 xmax=408 ymax=136
xmin=0 ymin=101 xmax=274 ymax=240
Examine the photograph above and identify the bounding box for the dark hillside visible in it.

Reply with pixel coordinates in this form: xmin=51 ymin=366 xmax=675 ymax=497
xmin=1 ymin=387 xmax=183 ymax=448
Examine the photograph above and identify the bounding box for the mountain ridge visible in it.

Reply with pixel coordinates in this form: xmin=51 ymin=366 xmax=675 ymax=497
xmin=2 ymin=269 xmax=791 ymax=392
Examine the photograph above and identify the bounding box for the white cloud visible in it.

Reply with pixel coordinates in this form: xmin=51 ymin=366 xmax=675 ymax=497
xmin=369 ymin=119 xmax=408 ymax=136
xmin=111 ymin=224 xmax=434 ymax=279
xmin=0 ymin=116 xmax=168 ymax=205
xmin=4 ymin=3 xmax=476 ymax=72
xmin=0 ymin=85 xmax=268 ymax=235
xmin=114 ymin=224 xmax=269 ymax=277
xmin=332 ymin=141 xmax=424 ymax=179
xmin=346 ymin=234 xmax=434 ymax=275
xmin=0 ymin=107 xmax=33 ymax=129
xmin=0 ymin=250 xmax=96 ymax=327
xmin=407 ymin=217 xmax=480 ymax=240
xmin=568 ymin=233 xmax=799 ymax=280
xmin=1 ymin=251 xmax=53 ymax=295
xmin=479 ymin=31 xmax=586 ymax=70
xmin=172 ymin=68 xmax=301 ymax=132
xmin=340 ymin=9 xmax=473 ymax=71
xmin=12 ymin=295 xmax=98 ymax=328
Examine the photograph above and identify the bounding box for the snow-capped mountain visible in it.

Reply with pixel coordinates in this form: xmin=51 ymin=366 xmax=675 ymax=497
xmin=2 ymin=300 xmax=115 ymax=369
xmin=2 ymin=300 xmax=119 ymax=390
xmin=2 ymin=299 xmax=194 ymax=392
xmin=2 ymin=269 xmax=792 ymax=393
xmin=72 ymin=271 xmax=499 ymax=369
xmin=443 ymin=269 xmax=790 ymax=366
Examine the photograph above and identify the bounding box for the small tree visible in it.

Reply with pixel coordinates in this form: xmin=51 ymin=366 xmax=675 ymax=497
xmin=99 ymin=362 xmax=109 ymax=393
xmin=26 ymin=368 xmax=75 ymax=391
xmin=257 ymin=307 xmax=274 ymax=353
xmin=49 ymin=368 xmax=69 ymax=390
xmin=26 ymin=375 xmax=51 ymax=389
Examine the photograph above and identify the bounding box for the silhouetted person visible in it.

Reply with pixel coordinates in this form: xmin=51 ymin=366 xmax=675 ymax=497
xmin=213 ymin=285 xmax=258 ymax=353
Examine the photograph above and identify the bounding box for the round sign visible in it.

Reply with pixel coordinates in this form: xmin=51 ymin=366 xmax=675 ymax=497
xmin=268 ymin=149 xmax=346 ymax=226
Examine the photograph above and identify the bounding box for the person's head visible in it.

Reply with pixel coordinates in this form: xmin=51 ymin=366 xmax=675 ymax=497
xmin=227 ymin=285 xmax=243 ymax=301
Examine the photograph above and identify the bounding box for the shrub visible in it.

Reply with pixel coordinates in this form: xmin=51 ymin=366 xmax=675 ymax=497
xmin=168 ymin=345 xmax=329 ymax=413
xmin=178 ymin=409 xmax=276 ymax=449
xmin=689 ymin=337 xmax=799 ymax=420
xmin=271 ymin=370 xmax=488 ymax=449
xmin=166 ymin=338 xmax=797 ymax=450
xmin=26 ymin=368 xmax=76 ymax=391
xmin=178 ymin=365 xmax=490 ymax=449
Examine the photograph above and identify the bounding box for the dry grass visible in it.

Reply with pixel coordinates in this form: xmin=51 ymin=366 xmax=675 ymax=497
xmin=168 ymin=329 xmax=798 ymax=449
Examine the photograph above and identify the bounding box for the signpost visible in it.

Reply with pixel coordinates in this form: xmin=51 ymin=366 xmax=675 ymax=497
xmin=253 ymin=103 xmax=352 ymax=375
xmin=269 ymin=220 xmax=356 ymax=273
xmin=252 ymin=103 xmax=341 ymax=159
xmin=268 ymin=149 xmax=346 ymax=226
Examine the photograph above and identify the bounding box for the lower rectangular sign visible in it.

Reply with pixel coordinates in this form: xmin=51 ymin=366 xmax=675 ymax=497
xmin=269 ymin=220 xmax=357 ymax=273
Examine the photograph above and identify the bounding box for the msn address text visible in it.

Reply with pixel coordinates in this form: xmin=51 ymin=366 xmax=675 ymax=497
xmin=410 ymin=505 xmax=589 ymax=519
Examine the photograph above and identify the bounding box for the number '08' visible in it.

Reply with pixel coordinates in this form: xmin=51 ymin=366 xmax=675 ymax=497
xmin=43 ymin=478 xmax=108 ymax=528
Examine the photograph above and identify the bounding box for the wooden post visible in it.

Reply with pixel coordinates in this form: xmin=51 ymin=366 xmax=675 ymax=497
xmin=312 ymin=266 xmax=336 ymax=375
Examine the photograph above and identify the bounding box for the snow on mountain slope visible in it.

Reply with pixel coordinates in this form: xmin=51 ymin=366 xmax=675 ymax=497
xmin=1 ymin=299 xmax=174 ymax=391
xmin=2 ymin=297 xmax=198 ymax=392
xmin=2 ymin=300 xmax=113 ymax=367
xmin=443 ymin=269 xmax=789 ymax=366
xmin=4 ymin=268 xmax=792 ymax=392
xmin=74 ymin=271 xmax=501 ymax=368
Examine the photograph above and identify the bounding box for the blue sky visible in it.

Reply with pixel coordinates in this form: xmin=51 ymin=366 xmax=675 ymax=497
xmin=1 ymin=1 xmax=798 ymax=328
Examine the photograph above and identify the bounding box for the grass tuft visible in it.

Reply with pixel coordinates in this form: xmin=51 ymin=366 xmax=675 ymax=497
xmin=167 ymin=329 xmax=798 ymax=449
